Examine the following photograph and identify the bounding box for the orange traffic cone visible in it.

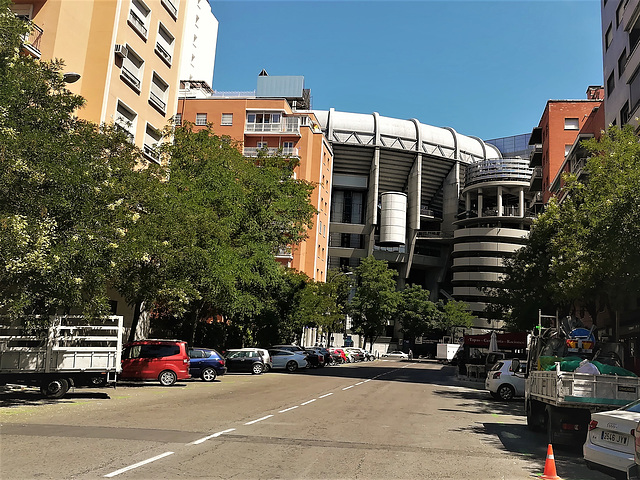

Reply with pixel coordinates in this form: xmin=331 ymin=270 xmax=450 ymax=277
xmin=540 ymin=444 xmax=562 ymax=480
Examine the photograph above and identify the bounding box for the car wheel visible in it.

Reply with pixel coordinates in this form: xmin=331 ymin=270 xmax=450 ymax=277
xmin=158 ymin=370 xmax=177 ymax=386
xmin=497 ymin=384 xmax=515 ymax=401
xmin=286 ymin=361 xmax=298 ymax=372
xmin=40 ymin=378 xmax=70 ymax=398
xmin=251 ymin=363 xmax=263 ymax=375
xmin=201 ymin=367 xmax=217 ymax=382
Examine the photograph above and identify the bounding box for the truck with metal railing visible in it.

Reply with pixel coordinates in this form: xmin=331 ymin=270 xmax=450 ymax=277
xmin=0 ymin=315 xmax=123 ymax=398
xmin=518 ymin=313 xmax=640 ymax=447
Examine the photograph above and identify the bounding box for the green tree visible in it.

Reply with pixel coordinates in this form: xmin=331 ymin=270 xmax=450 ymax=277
xmin=397 ymin=284 xmax=440 ymax=340
xmin=347 ymin=256 xmax=399 ymax=351
xmin=0 ymin=3 xmax=155 ymax=319
xmin=436 ymin=299 xmax=474 ymax=337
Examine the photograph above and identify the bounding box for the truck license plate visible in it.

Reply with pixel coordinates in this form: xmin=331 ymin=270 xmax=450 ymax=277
xmin=602 ymin=431 xmax=628 ymax=446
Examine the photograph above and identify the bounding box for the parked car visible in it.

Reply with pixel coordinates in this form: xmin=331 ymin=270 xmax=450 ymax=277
xmin=234 ymin=348 xmax=272 ymax=371
xmin=484 ymin=359 xmax=525 ymax=401
xmin=224 ymin=349 xmax=265 ymax=374
xmin=344 ymin=347 xmax=365 ymax=362
xmin=583 ymin=399 xmax=640 ymax=478
xmin=304 ymin=348 xmax=326 ymax=368
xmin=269 ymin=344 xmax=306 ymax=353
xmin=188 ymin=347 xmax=227 ymax=381
xmin=382 ymin=351 xmax=409 ymax=360
xmin=268 ymin=349 xmax=308 ymax=372
xmin=120 ymin=339 xmax=190 ymax=386
xmin=329 ymin=348 xmax=348 ymax=363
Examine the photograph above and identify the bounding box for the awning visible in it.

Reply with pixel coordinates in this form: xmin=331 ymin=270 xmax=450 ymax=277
xmin=463 ymin=332 xmax=527 ymax=349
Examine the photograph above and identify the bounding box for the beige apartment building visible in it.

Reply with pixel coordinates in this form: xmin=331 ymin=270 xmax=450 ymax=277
xmin=11 ymin=0 xmax=188 ymax=162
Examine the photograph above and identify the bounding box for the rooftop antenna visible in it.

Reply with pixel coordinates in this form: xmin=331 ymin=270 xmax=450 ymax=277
xmin=258 ymin=69 xmax=269 ymax=76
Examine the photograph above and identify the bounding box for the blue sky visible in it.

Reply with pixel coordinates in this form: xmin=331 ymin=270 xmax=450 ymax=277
xmin=209 ymin=1 xmax=603 ymax=140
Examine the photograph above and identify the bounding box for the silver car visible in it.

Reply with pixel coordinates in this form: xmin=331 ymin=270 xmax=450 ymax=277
xmin=268 ymin=349 xmax=308 ymax=372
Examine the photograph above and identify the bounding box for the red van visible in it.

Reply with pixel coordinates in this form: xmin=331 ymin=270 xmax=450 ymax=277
xmin=120 ymin=339 xmax=190 ymax=386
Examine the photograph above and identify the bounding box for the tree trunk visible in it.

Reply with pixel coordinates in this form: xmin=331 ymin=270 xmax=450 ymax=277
xmin=127 ymin=300 xmax=142 ymax=343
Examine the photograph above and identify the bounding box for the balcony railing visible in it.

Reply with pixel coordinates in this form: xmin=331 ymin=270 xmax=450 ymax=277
xmin=275 ymin=247 xmax=293 ymax=259
xmin=17 ymin=17 xmax=43 ymax=59
xmin=161 ymin=0 xmax=178 ymax=18
xmin=243 ymin=147 xmax=299 ymax=157
xmin=128 ymin=10 xmax=148 ymax=37
xmin=465 ymin=157 xmax=533 ymax=186
xmin=143 ymin=144 xmax=160 ymax=163
xmin=120 ymin=66 xmax=141 ymax=91
xmin=416 ymin=231 xmax=453 ymax=239
xmin=245 ymin=122 xmax=300 ymax=134
xmin=149 ymin=91 xmax=167 ymax=112
xmin=115 ymin=121 xmax=135 ymax=143
xmin=154 ymin=43 xmax=172 ymax=64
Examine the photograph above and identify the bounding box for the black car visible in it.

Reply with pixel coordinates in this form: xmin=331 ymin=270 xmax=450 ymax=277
xmin=224 ymin=349 xmax=265 ymax=374
xmin=304 ymin=348 xmax=326 ymax=368
xmin=188 ymin=347 xmax=227 ymax=382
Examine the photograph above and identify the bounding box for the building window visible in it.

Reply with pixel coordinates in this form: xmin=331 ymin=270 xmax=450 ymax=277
xmin=631 ymin=17 xmax=640 ymax=54
xmin=619 ymin=48 xmax=628 ymax=76
xmin=149 ymin=73 xmax=168 ymax=114
xmin=605 ymin=24 xmax=613 ymax=50
xmin=128 ymin=0 xmax=150 ymax=39
xmin=143 ymin=123 xmax=162 ymax=163
xmin=564 ymin=118 xmax=580 ymax=130
xmin=115 ymin=101 xmax=137 ymax=141
xmin=621 ymin=101 xmax=630 ymax=124
xmin=174 ymin=113 xmax=182 ymax=126
xmin=120 ymin=46 xmax=143 ymax=92
xmin=155 ymin=23 xmax=175 ymax=66
xmin=221 ymin=113 xmax=233 ymax=125
xmin=607 ymin=71 xmax=615 ymax=96
xmin=564 ymin=144 xmax=572 ymax=157
xmin=616 ymin=1 xmax=624 ymax=27
xmin=160 ymin=0 xmax=178 ymax=20
xmin=282 ymin=141 xmax=295 ymax=155
xmin=195 ymin=113 xmax=207 ymax=125
xmin=246 ymin=112 xmax=283 ymax=132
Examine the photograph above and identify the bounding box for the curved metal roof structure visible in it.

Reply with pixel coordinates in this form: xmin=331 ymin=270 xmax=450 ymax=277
xmin=314 ymin=109 xmax=501 ymax=211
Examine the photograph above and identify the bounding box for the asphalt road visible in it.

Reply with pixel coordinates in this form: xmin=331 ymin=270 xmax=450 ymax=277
xmin=0 ymin=360 xmax=607 ymax=480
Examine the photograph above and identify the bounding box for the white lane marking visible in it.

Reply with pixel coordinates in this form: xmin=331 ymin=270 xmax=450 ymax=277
xmin=190 ymin=428 xmax=236 ymax=445
xmin=300 ymin=399 xmax=316 ymax=406
xmin=318 ymin=393 xmax=334 ymax=398
xmin=104 ymin=451 xmax=174 ymax=477
xmin=279 ymin=406 xmax=299 ymax=413
xmin=244 ymin=414 xmax=274 ymax=425
xmin=342 ymin=385 xmax=355 ymax=390
xmin=363 ymin=379 xmax=371 ymax=383
xmin=355 ymin=381 xmax=364 ymax=385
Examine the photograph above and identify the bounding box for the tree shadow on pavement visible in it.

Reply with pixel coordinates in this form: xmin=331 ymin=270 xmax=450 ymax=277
xmin=432 ymin=387 xmax=526 ymax=417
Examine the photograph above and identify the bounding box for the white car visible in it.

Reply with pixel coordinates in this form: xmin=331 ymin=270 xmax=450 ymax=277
xmin=267 ymin=349 xmax=308 ymax=372
xmin=583 ymin=399 xmax=640 ymax=477
xmin=382 ymin=351 xmax=409 ymax=359
xmin=484 ymin=359 xmax=525 ymax=401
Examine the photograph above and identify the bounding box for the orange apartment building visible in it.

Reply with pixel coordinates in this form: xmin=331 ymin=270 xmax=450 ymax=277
xmin=528 ymin=86 xmax=604 ymax=204
xmin=10 ymin=0 xmax=189 ymax=162
xmin=177 ymin=75 xmax=333 ymax=282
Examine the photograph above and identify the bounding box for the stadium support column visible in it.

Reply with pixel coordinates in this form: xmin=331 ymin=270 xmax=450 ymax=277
xmin=442 ymin=161 xmax=461 ymax=235
xmin=519 ymin=187 xmax=525 ymax=217
xmin=403 ymin=153 xmax=422 ymax=279
xmin=366 ymin=146 xmax=380 ymax=254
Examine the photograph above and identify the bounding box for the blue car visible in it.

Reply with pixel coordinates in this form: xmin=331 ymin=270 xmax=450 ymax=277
xmin=188 ymin=347 xmax=227 ymax=381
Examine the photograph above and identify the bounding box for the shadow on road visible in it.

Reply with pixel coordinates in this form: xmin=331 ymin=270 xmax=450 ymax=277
xmin=0 ymin=388 xmax=112 ymax=408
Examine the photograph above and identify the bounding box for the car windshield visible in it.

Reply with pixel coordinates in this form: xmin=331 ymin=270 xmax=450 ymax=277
xmin=622 ymin=399 xmax=640 ymax=413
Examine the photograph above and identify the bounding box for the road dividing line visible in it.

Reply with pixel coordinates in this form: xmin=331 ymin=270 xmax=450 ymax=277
xmin=104 ymin=451 xmax=174 ymax=477
xmin=342 ymin=385 xmax=355 ymax=390
xmin=190 ymin=428 xmax=236 ymax=445
xmin=279 ymin=406 xmax=299 ymax=413
xmin=355 ymin=381 xmax=364 ymax=385
xmin=363 ymin=379 xmax=371 ymax=383
xmin=300 ymin=399 xmax=316 ymax=406
xmin=244 ymin=414 xmax=274 ymax=425
xmin=318 ymin=393 xmax=334 ymax=398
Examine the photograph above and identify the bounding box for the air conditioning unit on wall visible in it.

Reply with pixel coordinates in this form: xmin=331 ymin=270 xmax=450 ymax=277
xmin=114 ymin=44 xmax=129 ymax=58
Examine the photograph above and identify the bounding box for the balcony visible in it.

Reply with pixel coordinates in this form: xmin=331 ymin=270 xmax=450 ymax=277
xmin=154 ymin=43 xmax=172 ymax=66
xmin=530 ymin=166 xmax=542 ymax=191
xmin=529 ymin=144 xmax=542 ymax=167
xmin=120 ymin=66 xmax=141 ymax=92
xmin=243 ymin=147 xmax=299 ymax=157
xmin=18 ymin=18 xmax=43 ymax=59
xmin=275 ymin=247 xmax=293 ymax=260
xmin=465 ymin=157 xmax=533 ymax=186
xmin=416 ymin=231 xmax=453 ymax=239
xmin=143 ymin=144 xmax=160 ymax=163
xmin=161 ymin=0 xmax=178 ymax=19
xmin=149 ymin=91 xmax=167 ymax=113
xmin=245 ymin=122 xmax=300 ymax=135
xmin=128 ymin=10 xmax=148 ymax=38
